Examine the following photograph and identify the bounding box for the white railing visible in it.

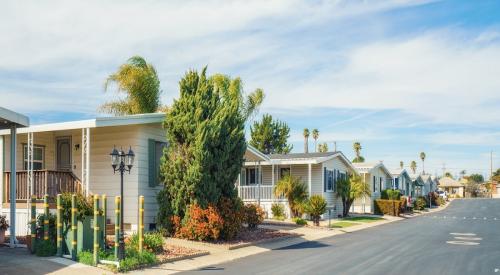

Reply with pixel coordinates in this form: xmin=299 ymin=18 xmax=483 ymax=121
xmin=238 ymin=185 xmax=276 ymax=201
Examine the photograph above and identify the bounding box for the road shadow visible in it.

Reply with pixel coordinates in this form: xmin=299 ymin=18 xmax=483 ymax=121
xmin=275 ymin=240 xmax=329 ymax=250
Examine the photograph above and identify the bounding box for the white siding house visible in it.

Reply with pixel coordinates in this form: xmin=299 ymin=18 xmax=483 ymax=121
xmin=0 ymin=113 xmax=167 ymax=236
xmin=351 ymin=162 xmax=393 ymax=214
xmin=237 ymin=146 xmax=356 ymax=218
xmin=390 ymin=169 xmax=413 ymax=196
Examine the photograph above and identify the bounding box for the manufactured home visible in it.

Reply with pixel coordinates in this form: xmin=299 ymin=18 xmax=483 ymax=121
xmin=390 ymin=168 xmax=413 ymax=196
xmin=351 ymin=162 xmax=393 ymax=213
xmin=237 ymin=146 xmax=356 ymax=218
xmin=0 ymin=113 xmax=167 ymax=236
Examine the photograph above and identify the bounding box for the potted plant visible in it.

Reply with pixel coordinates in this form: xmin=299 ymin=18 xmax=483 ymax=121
xmin=0 ymin=215 xmax=9 ymax=244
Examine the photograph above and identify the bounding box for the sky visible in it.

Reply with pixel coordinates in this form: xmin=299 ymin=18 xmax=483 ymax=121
xmin=1 ymin=0 xmax=499 ymax=178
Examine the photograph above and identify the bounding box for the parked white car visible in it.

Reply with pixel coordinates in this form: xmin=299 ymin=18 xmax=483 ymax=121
xmin=437 ymin=190 xmax=447 ymax=200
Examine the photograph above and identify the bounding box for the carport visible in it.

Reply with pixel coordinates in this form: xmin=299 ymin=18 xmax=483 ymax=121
xmin=0 ymin=107 xmax=29 ymax=247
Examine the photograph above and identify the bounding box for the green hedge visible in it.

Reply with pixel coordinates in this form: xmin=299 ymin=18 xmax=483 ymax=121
xmin=381 ymin=189 xmax=401 ymax=200
xmin=374 ymin=199 xmax=402 ymax=216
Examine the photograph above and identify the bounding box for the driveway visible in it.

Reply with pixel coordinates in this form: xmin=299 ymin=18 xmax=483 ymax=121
xmin=0 ymin=246 xmax=104 ymax=275
xmin=180 ymin=199 xmax=500 ymax=275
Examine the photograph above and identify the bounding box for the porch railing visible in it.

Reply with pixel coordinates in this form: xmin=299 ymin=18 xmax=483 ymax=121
xmin=238 ymin=185 xmax=278 ymax=201
xmin=4 ymin=170 xmax=83 ymax=202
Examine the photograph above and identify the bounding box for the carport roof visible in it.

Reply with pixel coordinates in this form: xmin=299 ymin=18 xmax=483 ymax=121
xmin=0 ymin=107 xmax=29 ymax=129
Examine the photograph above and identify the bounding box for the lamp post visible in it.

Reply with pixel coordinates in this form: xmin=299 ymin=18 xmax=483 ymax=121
xmin=110 ymin=146 xmax=135 ymax=260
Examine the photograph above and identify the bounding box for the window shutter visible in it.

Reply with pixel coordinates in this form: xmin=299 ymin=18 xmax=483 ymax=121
xmin=323 ymin=167 xmax=327 ymax=192
xmin=240 ymin=168 xmax=246 ymax=186
xmin=148 ymin=139 xmax=157 ymax=187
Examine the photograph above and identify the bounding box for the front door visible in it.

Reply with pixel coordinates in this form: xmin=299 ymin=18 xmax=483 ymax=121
xmin=57 ymin=137 xmax=72 ymax=171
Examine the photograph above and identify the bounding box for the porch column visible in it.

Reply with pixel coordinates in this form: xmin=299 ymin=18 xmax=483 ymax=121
xmin=271 ymin=164 xmax=275 ymax=201
xmin=0 ymin=136 xmax=3 ymax=211
xmin=257 ymin=162 xmax=261 ymax=206
xmin=308 ymin=163 xmax=312 ymax=196
xmin=27 ymin=132 xmax=33 ymax=234
xmin=9 ymin=125 xmax=16 ymax=248
xmin=82 ymin=128 xmax=90 ymax=196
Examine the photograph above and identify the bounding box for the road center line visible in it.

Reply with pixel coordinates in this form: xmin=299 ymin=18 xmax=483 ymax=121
xmin=454 ymin=236 xmax=482 ymax=241
xmin=450 ymin=233 xmax=476 ymax=236
xmin=446 ymin=241 xmax=480 ymax=246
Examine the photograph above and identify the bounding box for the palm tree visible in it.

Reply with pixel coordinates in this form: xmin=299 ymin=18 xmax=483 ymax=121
xmin=420 ymin=152 xmax=426 ymax=174
xmin=400 ymin=161 xmax=404 ymax=169
xmin=318 ymin=142 xmax=328 ymax=153
xmin=410 ymin=161 xmax=417 ymax=174
xmin=312 ymin=129 xmax=319 ymax=152
xmin=352 ymin=142 xmax=365 ymax=163
xmin=460 ymin=170 xmax=466 ymax=179
xmin=273 ymin=175 xmax=308 ymax=218
xmin=336 ymin=174 xmax=371 ymax=217
xmin=101 ymin=56 xmax=163 ymax=115
xmin=303 ymin=128 xmax=310 ymax=153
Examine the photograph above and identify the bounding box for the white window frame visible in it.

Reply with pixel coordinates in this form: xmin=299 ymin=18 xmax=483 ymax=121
xmin=246 ymin=168 xmax=257 ymax=185
xmin=23 ymin=144 xmax=45 ymax=170
xmin=326 ymin=169 xmax=334 ymax=192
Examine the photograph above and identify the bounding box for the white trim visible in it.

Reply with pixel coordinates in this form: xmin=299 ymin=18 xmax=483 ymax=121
xmin=0 ymin=136 xmax=3 ymax=209
xmin=246 ymin=144 xmax=270 ymax=161
xmin=0 ymin=113 xmax=165 ymax=135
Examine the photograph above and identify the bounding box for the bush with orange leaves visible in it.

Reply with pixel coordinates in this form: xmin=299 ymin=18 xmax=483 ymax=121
xmin=171 ymin=204 xmax=224 ymax=241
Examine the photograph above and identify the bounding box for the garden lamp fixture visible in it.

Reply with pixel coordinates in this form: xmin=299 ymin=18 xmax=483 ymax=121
xmin=110 ymin=145 xmax=135 ymax=260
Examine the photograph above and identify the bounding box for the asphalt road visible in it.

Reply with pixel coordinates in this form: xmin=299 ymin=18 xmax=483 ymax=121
xmin=182 ymin=199 xmax=500 ymax=275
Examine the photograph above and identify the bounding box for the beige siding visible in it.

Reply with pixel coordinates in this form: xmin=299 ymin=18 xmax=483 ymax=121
xmin=321 ymin=157 xmax=351 ymax=217
xmin=352 ymin=166 xmax=392 ymax=213
xmin=137 ymin=123 xmax=166 ymax=229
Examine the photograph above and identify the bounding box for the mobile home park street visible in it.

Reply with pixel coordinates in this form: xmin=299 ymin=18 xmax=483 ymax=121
xmin=182 ymin=199 xmax=500 ymax=275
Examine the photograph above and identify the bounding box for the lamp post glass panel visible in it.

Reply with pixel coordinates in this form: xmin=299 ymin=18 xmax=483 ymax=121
xmin=110 ymin=146 xmax=135 ymax=260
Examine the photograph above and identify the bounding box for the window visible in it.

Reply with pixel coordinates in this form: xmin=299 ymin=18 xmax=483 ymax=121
xmin=148 ymin=139 xmax=168 ymax=187
xmin=373 ymin=176 xmax=376 ymax=192
xmin=326 ymin=170 xmax=334 ymax=191
xmin=394 ymin=178 xmax=399 ymax=189
xmin=280 ymin=168 xmax=290 ymax=179
xmin=23 ymin=145 xmax=44 ymax=170
xmin=246 ymin=168 xmax=257 ymax=185
xmin=379 ymin=177 xmax=383 ymax=192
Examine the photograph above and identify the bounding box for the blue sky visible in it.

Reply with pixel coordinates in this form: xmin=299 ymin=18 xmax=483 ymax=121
xmin=1 ymin=0 xmax=499 ymax=178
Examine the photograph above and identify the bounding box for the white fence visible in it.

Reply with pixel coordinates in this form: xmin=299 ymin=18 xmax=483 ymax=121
xmin=238 ymin=185 xmax=274 ymax=201
xmin=0 ymin=208 xmax=47 ymax=237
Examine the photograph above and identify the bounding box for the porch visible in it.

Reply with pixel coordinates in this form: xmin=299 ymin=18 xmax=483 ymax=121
xmin=3 ymin=170 xmax=82 ymax=203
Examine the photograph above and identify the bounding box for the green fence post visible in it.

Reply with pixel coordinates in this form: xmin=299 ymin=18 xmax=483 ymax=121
xmin=102 ymin=194 xmax=107 ymax=248
xmin=56 ymin=194 xmax=62 ymax=256
xmin=138 ymin=195 xmax=144 ymax=253
xmin=43 ymin=194 xmax=49 ymax=241
xmin=71 ymin=194 xmax=77 ymax=261
xmin=114 ymin=196 xmax=120 ymax=260
xmin=30 ymin=196 xmax=37 ymax=254
xmin=93 ymin=194 xmax=100 ymax=266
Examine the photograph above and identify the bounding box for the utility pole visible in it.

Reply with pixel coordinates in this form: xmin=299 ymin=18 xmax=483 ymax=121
xmin=334 ymin=141 xmax=337 ymax=152
xmin=491 ymin=150 xmax=493 ymax=181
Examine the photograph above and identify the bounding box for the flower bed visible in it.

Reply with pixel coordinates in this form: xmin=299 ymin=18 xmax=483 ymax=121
xmin=156 ymin=244 xmax=208 ymax=263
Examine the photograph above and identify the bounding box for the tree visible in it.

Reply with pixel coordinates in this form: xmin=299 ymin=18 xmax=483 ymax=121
xmin=318 ymin=142 xmax=328 ymax=153
xmin=273 ymin=175 xmax=308 ymax=218
xmin=304 ymin=195 xmax=327 ymax=226
xmin=157 ymin=67 xmax=263 ymax=231
xmin=410 ymin=161 xmax=417 ymax=174
xmin=420 ymin=152 xmax=426 ymax=174
xmin=336 ymin=174 xmax=371 ymax=217
xmin=493 ymin=168 xmax=500 ymax=182
xmin=465 ymin=180 xmax=481 ymax=197
xmin=460 ymin=170 xmax=466 ymax=179
xmin=444 ymin=172 xmax=454 ymax=178
xmin=312 ymin=129 xmax=319 ymax=152
xmin=400 ymin=161 xmax=404 ymax=169
xmin=303 ymin=128 xmax=310 ymax=153
xmin=101 ymin=56 xmax=163 ymax=115
xmin=468 ymin=173 xmax=484 ymax=183
xmin=249 ymin=114 xmax=292 ymax=154
xmin=352 ymin=142 xmax=365 ymax=163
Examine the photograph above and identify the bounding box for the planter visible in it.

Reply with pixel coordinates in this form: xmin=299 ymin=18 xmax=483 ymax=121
xmin=63 ymin=216 xmax=105 ymax=257
xmin=0 ymin=230 xmax=5 ymax=244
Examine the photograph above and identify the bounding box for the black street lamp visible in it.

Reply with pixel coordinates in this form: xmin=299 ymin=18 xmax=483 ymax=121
xmin=110 ymin=146 xmax=135 ymax=260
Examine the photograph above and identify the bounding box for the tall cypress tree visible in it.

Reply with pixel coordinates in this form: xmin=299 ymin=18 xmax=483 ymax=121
xmin=157 ymin=68 xmax=263 ymax=229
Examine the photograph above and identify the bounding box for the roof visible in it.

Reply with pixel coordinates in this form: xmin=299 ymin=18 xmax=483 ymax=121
xmin=439 ymin=177 xmax=464 ymax=187
xmin=0 ymin=107 xmax=29 ymax=129
xmin=0 ymin=113 xmax=165 ymax=135
xmin=352 ymin=162 xmax=393 ymax=179
xmin=269 ymin=152 xmax=337 ymax=160
xmin=391 ymin=168 xmax=411 ymax=179
xmin=409 ymin=173 xmax=425 ymax=186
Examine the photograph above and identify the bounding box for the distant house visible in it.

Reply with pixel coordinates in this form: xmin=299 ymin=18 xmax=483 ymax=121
xmin=351 ymin=162 xmax=393 ymax=213
xmin=0 ymin=113 xmax=167 ymax=236
xmin=390 ymin=168 xmax=413 ymax=196
xmin=438 ymin=177 xmax=465 ymax=197
xmin=237 ymin=145 xmax=357 ymax=218
xmin=420 ymin=174 xmax=436 ymax=194
xmin=409 ymin=173 xmax=425 ymax=197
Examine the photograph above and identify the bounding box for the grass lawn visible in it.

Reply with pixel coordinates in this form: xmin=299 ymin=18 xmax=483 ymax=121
xmin=341 ymin=216 xmax=384 ymax=223
xmin=329 ymin=221 xmax=359 ymax=228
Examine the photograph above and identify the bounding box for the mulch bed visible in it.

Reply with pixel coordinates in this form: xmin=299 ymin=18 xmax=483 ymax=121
xmin=156 ymin=244 xmax=208 ymax=263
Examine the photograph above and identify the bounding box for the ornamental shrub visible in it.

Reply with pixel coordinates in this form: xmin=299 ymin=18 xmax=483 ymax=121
xmin=0 ymin=215 xmax=9 ymax=231
xmin=437 ymin=197 xmax=446 ymax=206
xmin=414 ymin=196 xmax=427 ymax=210
xmin=271 ymin=203 xmax=286 ymax=220
xmin=428 ymin=192 xmax=439 ymax=206
xmin=400 ymin=196 xmax=408 ymax=213
xmin=292 ymin=217 xmax=307 ymax=226
xmin=173 ymin=204 xmax=224 ymax=241
xmin=35 ymin=239 xmax=56 ymax=257
xmin=381 ymin=189 xmax=401 ymax=200
xmin=217 ymin=197 xmax=244 ymax=240
xmin=304 ymin=195 xmax=327 ymax=226
xmin=244 ymin=204 xmax=265 ymax=229
xmin=128 ymin=232 xmax=164 ymax=253
xmin=374 ymin=199 xmax=402 ymax=216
